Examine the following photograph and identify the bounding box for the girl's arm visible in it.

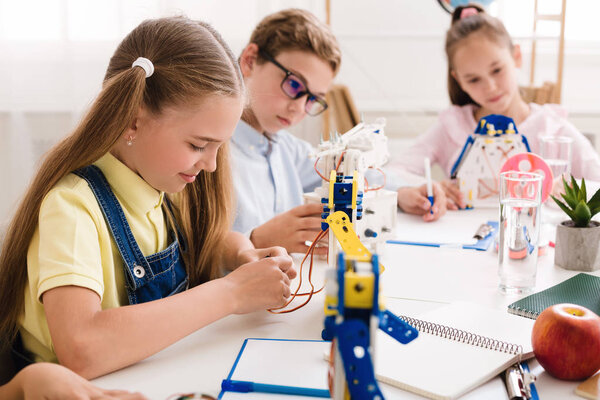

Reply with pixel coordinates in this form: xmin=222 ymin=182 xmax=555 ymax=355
xmin=42 ymin=254 xmax=294 ymax=380
xmin=220 ymin=231 xmax=255 ymax=269
xmin=220 ymin=231 xmax=292 ymax=270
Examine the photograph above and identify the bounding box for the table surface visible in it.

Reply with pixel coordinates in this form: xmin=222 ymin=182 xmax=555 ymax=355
xmin=92 ymin=205 xmax=599 ymax=400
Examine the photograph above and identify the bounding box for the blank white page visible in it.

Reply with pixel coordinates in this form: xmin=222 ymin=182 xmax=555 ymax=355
xmin=219 ymin=339 xmax=330 ymax=400
xmin=394 ymin=210 xmax=492 ymax=245
xmin=375 ymin=301 xmax=535 ymax=400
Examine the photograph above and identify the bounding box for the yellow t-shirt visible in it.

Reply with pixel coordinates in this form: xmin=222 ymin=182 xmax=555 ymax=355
xmin=19 ymin=153 xmax=168 ymax=362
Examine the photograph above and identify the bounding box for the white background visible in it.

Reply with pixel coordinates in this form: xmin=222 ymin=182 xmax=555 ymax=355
xmin=1 ymin=0 xmax=599 ymax=223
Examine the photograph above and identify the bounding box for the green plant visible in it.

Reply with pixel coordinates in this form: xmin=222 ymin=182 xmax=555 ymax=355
xmin=552 ymin=176 xmax=600 ymax=227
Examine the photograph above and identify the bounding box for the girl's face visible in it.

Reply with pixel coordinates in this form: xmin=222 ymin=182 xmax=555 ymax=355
xmin=451 ymin=34 xmax=522 ymax=114
xmin=120 ymin=95 xmax=243 ymax=193
xmin=241 ymin=46 xmax=334 ymax=134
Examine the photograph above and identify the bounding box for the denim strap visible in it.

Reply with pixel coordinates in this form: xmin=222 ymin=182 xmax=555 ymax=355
xmin=73 ymin=165 xmax=154 ymax=290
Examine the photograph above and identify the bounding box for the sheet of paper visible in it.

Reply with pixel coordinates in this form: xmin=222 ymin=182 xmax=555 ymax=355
xmin=375 ymin=301 xmax=535 ymax=400
xmin=394 ymin=210 xmax=490 ymax=245
xmin=219 ymin=339 xmax=330 ymax=399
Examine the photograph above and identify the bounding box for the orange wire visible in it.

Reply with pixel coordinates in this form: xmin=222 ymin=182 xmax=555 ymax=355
xmin=268 ymin=228 xmax=327 ymax=314
xmin=365 ymin=167 xmax=386 ymax=191
xmin=335 ymin=151 xmax=346 ymax=172
xmin=314 ymin=157 xmax=329 ymax=181
xmin=478 ymin=178 xmax=498 ymax=199
xmin=314 ymin=151 xmax=346 ymax=182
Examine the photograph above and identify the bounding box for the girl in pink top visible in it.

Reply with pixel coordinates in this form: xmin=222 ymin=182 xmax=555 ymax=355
xmin=393 ymin=4 xmax=600 ymax=209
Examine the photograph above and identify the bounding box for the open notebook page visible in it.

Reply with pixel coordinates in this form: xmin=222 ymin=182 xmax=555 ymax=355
xmin=375 ymin=301 xmax=535 ymax=400
xmin=394 ymin=210 xmax=489 ymax=246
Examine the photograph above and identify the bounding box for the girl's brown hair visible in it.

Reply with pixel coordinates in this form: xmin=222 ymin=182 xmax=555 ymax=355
xmin=249 ymin=8 xmax=341 ymax=75
xmin=0 ymin=17 xmax=243 ymax=350
xmin=445 ymin=4 xmax=514 ymax=105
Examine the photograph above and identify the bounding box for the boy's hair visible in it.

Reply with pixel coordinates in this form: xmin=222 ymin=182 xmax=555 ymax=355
xmin=249 ymin=8 xmax=341 ymax=75
xmin=445 ymin=4 xmax=514 ymax=105
xmin=0 ymin=17 xmax=243 ymax=350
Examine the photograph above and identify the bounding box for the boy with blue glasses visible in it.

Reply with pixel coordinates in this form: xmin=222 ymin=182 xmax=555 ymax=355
xmin=232 ymin=8 xmax=339 ymax=255
xmin=232 ymin=9 xmax=447 ymax=255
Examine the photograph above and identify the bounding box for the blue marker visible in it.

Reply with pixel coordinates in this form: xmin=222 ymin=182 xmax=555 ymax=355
xmin=221 ymin=379 xmax=331 ymax=398
xmin=424 ymin=157 xmax=434 ymax=214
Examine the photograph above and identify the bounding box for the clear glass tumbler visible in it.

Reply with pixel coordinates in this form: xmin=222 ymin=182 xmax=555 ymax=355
xmin=498 ymin=171 xmax=543 ymax=294
xmin=539 ymin=135 xmax=573 ymax=180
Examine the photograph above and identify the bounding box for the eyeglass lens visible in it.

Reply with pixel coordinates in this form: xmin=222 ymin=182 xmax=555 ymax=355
xmin=281 ymin=75 xmax=327 ymax=116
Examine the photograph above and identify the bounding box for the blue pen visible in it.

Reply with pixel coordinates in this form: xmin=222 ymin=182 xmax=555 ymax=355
xmin=424 ymin=157 xmax=434 ymax=214
xmin=221 ymin=379 xmax=331 ymax=398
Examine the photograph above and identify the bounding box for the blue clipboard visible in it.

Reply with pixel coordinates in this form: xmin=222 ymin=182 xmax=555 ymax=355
xmin=218 ymin=338 xmax=330 ymax=399
xmin=386 ymin=221 xmax=499 ymax=251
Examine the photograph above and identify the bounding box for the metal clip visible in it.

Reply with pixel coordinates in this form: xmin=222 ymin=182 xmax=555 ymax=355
xmin=473 ymin=223 xmax=494 ymax=240
xmin=505 ymin=363 xmax=536 ymax=399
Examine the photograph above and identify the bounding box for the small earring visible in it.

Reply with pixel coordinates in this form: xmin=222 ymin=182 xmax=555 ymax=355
xmin=126 ymin=136 xmax=134 ymax=146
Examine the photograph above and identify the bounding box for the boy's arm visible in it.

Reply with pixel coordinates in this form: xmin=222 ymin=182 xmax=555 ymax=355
xmin=249 ymin=203 xmax=326 ymax=255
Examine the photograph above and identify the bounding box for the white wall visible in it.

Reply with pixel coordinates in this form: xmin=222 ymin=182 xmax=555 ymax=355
xmin=1 ymin=0 xmax=600 ymax=223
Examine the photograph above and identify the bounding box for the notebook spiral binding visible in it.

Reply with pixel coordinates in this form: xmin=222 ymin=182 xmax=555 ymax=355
xmin=507 ymin=305 xmax=540 ymax=320
xmin=399 ymin=315 xmax=523 ymax=356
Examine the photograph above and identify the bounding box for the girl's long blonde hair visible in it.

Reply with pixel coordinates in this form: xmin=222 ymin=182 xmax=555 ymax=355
xmin=0 ymin=17 xmax=243 ymax=350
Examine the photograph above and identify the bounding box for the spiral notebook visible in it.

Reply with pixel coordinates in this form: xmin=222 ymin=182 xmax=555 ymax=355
xmin=375 ymin=301 xmax=535 ymax=400
xmin=507 ymin=273 xmax=600 ymax=319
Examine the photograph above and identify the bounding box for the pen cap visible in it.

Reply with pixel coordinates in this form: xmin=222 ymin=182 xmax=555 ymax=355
xmin=424 ymin=157 xmax=433 ymax=196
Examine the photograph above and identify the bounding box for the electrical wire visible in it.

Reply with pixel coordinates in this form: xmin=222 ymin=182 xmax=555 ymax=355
xmin=268 ymin=228 xmax=328 ymax=314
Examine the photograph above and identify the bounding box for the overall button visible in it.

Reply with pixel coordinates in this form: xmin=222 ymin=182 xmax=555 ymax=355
xmin=133 ymin=265 xmax=146 ymax=278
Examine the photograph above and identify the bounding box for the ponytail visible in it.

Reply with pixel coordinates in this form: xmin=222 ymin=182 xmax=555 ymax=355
xmin=0 ymin=17 xmax=243 ymax=351
xmin=0 ymin=68 xmax=147 ymax=350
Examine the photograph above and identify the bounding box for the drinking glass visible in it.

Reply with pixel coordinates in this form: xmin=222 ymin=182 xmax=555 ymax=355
xmin=498 ymin=171 xmax=543 ymax=294
xmin=539 ymin=136 xmax=573 ymax=180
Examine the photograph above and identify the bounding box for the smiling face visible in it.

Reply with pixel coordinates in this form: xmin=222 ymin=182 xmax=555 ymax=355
xmin=114 ymin=95 xmax=243 ymax=193
xmin=451 ymin=34 xmax=523 ymax=116
xmin=241 ymin=45 xmax=335 ymax=134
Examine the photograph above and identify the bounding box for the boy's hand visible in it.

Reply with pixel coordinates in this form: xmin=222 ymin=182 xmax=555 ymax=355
xmin=397 ymin=183 xmax=447 ymax=222
xmin=250 ymin=203 xmax=326 ymax=255
xmin=440 ymin=179 xmax=466 ymax=210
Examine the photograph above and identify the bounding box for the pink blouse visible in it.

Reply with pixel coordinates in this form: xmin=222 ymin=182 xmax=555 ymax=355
xmin=391 ymin=103 xmax=600 ymax=181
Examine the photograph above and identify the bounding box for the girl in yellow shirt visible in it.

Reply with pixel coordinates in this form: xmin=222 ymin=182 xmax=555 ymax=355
xmin=0 ymin=16 xmax=295 ymax=379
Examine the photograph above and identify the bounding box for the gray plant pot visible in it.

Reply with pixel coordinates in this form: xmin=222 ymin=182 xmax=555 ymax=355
xmin=554 ymin=220 xmax=600 ymax=271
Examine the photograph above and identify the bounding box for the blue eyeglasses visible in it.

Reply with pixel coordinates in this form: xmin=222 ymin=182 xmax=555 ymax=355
xmin=259 ymin=50 xmax=329 ymax=116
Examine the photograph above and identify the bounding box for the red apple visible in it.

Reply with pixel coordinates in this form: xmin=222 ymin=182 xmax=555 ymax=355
xmin=532 ymin=303 xmax=600 ymax=380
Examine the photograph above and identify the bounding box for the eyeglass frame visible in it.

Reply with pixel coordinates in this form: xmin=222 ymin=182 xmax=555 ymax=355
xmin=258 ymin=49 xmax=329 ymax=116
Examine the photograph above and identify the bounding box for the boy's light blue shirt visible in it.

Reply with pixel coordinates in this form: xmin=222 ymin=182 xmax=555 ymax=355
xmin=231 ymin=120 xmax=322 ymax=235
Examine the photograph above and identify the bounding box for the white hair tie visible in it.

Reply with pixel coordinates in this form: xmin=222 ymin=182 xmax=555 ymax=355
xmin=131 ymin=57 xmax=154 ymax=78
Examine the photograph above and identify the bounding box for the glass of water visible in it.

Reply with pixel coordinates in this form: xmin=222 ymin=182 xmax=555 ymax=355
xmin=498 ymin=171 xmax=543 ymax=294
xmin=539 ymin=136 xmax=573 ymax=180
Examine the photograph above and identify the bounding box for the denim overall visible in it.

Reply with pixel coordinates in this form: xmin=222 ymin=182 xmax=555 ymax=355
xmin=12 ymin=165 xmax=188 ymax=371
xmin=73 ymin=165 xmax=188 ymax=304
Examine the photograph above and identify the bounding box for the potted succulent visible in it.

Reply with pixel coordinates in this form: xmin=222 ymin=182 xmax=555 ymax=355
xmin=551 ymin=176 xmax=600 ymax=271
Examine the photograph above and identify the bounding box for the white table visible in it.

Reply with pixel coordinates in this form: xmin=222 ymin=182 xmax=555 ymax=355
xmin=92 ymin=207 xmax=597 ymax=400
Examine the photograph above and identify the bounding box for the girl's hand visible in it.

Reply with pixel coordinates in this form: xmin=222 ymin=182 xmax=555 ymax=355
xmin=250 ymin=203 xmax=325 ymax=255
xmin=397 ymin=183 xmax=447 ymax=222
xmin=223 ymin=255 xmax=296 ymax=314
xmin=440 ymin=179 xmax=466 ymax=210
xmin=13 ymin=363 xmax=147 ymax=400
xmin=236 ymin=246 xmax=289 ymax=266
